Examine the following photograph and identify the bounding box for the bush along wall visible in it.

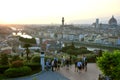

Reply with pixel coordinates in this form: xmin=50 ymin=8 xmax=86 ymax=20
xmin=86 ymin=54 xmax=97 ymax=63
xmin=31 ymin=56 xmax=40 ymax=63
xmin=4 ymin=66 xmax=32 ymax=78
xmin=0 ymin=65 xmax=9 ymax=74
xmin=25 ymin=63 xmax=41 ymax=71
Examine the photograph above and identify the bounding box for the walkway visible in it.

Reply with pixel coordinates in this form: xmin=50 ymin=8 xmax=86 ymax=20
xmin=4 ymin=63 xmax=100 ymax=80
xmin=59 ymin=63 xmax=101 ymax=80
xmin=4 ymin=71 xmax=69 ymax=80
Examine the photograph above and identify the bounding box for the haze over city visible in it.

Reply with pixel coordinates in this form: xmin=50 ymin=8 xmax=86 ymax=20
xmin=0 ymin=0 xmax=120 ymax=24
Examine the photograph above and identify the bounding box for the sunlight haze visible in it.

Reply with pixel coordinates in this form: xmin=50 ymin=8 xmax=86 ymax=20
xmin=0 ymin=0 xmax=120 ymax=24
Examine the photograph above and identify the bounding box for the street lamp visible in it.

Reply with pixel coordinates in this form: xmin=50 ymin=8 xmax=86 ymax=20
xmin=40 ymin=52 xmax=45 ymax=71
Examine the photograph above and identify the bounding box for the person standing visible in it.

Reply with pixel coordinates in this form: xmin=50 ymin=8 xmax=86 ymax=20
xmin=46 ymin=59 xmax=51 ymax=71
xmin=51 ymin=60 xmax=54 ymax=72
xmin=74 ymin=60 xmax=78 ymax=72
xmin=54 ymin=58 xmax=58 ymax=71
xmin=57 ymin=60 xmax=61 ymax=71
xmin=82 ymin=55 xmax=87 ymax=71
xmin=66 ymin=59 xmax=69 ymax=70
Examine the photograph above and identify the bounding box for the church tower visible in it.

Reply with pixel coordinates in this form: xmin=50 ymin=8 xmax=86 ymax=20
xmin=96 ymin=18 xmax=99 ymax=28
xmin=62 ymin=17 xmax=64 ymax=26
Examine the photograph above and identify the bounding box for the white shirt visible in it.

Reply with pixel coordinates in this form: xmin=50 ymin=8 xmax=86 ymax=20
xmin=51 ymin=60 xmax=54 ymax=66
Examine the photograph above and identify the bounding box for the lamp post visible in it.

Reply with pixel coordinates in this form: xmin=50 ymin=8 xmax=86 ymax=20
xmin=40 ymin=52 xmax=45 ymax=71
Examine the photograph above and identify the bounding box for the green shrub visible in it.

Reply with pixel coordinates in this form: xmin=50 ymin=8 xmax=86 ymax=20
xmin=11 ymin=60 xmax=24 ymax=68
xmin=86 ymin=54 xmax=97 ymax=63
xmin=34 ymin=49 xmax=40 ymax=53
xmin=25 ymin=63 xmax=41 ymax=71
xmin=11 ymin=55 xmax=20 ymax=62
xmin=31 ymin=56 xmax=40 ymax=63
xmin=4 ymin=66 xmax=32 ymax=78
xmin=71 ymin=55 xmax=77 ymax=63
xmin=97 ymin=50 xmax=120 ymax=80
xmin=19 ymin=37 xmax=36 ymax=44
xmin=0 ymin=65 xmax=9 ymax=73
xmin=0 ymin=54 xmax=8 ymax=65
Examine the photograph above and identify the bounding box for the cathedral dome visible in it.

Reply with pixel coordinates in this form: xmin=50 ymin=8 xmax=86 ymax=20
xmin=108 ymin=16 xmax=117 ymax=26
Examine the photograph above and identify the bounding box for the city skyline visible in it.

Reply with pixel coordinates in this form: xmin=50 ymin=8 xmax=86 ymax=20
xmin=0 ymin=0 xmax=120 ymax=24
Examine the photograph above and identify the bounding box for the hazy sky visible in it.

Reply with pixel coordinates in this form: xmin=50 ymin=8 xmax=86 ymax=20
xmin=0 ymin=0 xmax=120 ymax=24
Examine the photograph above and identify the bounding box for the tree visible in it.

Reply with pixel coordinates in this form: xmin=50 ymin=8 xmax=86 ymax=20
xmin=70 ymin=42 xmax=75 ymax=49
xmin=19 ymin=37 xmax=36 ymax=44
xmin=0 ymin=53 xmax=8 ymax=65
xmin=61 ymin=42 xmax=75 ymax=53
xmin=23 ymin=44 xmax=31 ymax=61
xmin=97 ymin=50 xmax=120 ymax=80
xmin=61 ymin=43 xmax=90 ymax=56
xmin=54 ymin=33 xmax=58 ymax=39
xmin=66 ymin=49 xmax=74 ymax=55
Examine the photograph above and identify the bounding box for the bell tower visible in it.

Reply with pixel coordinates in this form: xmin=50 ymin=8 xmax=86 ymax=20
xmin=62 ymin=17 xmax=64 ymax=27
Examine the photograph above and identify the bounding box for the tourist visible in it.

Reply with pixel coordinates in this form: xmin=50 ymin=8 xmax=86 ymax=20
xmin=61 ymin=57 xmax=64 ymax=67
xmin=51 ymin=59 xmax=54 ymax=72
xmin=82 ymin=55 xmax=87 ymax=71
xmin=77 ymin=60 xmax=82 ymax=72
xmin=45 ymin=59 xmax=51 ymax=71
xmin=57 ymin=60 xmax=61 ymax=71
xmin=66 ymin=59 xmax=69 ymax=70
xmin=74 ymin=60 xmax=78 ymax=72
xmin=54 ymin=58 xmax=58 ymax=71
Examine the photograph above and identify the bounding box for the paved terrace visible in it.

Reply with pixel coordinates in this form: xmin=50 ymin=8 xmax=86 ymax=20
xmin=4 ymin=63 xmax=100 ymax=80
xmin=59 ymin=63 xmax=101 ymax=80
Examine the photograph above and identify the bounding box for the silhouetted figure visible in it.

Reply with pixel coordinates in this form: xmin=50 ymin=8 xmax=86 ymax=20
xmin=54 ymin=58 xmax=58 ymax=71
xmin=46 ymin=59 xmax=51 ymax=71
xmin=57 ymin=60 xmax=61 ymax=71
xmin=75 ymin=60 xmax=78 ymax=72
xmin=66 ymin=59 xmax=69 ymax=70
xmin=69 ymin=56 xmax=72 ymax=66
xmin=51 ymin=60 xmax=54 ymax=72
xmin=82 ymin=56 xmax=87 ymax=71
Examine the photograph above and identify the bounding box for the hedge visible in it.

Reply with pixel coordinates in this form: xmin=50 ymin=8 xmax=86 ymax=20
xmin=0 ymin=65 xmax=9 ymax=74
xmin=4 ymin=66 xmax=32 ymax=78
xmin=86 ymin=54 xmax=97 ymax=63
xmin=11 ymin=60 xmax=24 ymax=68
xmin=25 ymin=63 xmax=41 ymax=71
xmin=31 ymin=56 xmax=40 ymax=63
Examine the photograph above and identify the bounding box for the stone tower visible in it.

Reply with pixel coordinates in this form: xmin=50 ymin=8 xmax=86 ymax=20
xmin=62 ymin=17 xmax=64 ymax=26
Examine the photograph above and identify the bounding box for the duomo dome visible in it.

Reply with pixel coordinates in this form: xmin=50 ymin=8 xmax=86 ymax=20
xmin=108 ymin=16 xmax=117 ymax=26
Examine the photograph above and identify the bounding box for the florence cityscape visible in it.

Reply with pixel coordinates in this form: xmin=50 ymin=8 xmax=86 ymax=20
xmin=0 ymin=0 xmax=120 ymax=80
